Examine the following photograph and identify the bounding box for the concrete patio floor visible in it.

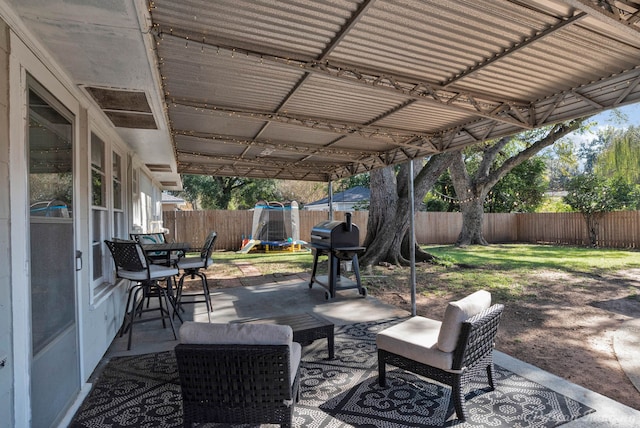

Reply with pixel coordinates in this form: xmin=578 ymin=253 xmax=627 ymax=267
xmin=80 ymin=271 xmax=640 ymax=428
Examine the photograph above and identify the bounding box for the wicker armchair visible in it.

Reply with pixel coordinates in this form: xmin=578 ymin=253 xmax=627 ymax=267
xmin=377 ymin=290 xmax=504 ymax=421
xmin=175 ymin=322 xmax=301 ymax=428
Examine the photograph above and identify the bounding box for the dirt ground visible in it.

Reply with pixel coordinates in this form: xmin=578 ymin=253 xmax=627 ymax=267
xmin=368 ymin=267 xmax=640 ymax=411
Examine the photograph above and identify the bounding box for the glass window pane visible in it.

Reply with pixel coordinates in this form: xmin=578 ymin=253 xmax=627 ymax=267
xmin=92 ymin=169 xmax=104 ymax=207
xmin=28 ymin=87 xmax=75 ymax=354
xmin=91 ymin=134 xmax=104 ymax=171
xmin=91 ymin=134 xmax=106 ymax=207
xmin=92 ymin=210 xmax=105 ymax=281
xmin=113 ymin=152 xmax=122 ymax=210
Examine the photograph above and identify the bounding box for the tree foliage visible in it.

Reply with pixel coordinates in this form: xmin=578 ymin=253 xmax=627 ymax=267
xmin=563 ymin=173 xmax=636 ymax=246
xmin=176 ymin=175 xmax=281 ymax=210
xmin=594 ymin=126 xmax=640 ymax=185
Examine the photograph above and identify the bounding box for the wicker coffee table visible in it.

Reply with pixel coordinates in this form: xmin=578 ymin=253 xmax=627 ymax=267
xmin=241 ymin=312 xmax=335 ymax=359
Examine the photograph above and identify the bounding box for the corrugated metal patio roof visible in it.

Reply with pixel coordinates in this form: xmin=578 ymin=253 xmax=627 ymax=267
xmin=7 ymin=0 xmax=640 ymax=184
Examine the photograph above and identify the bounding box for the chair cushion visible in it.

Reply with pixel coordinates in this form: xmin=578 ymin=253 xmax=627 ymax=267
xmin=148 ymin=264 xmax=179 ymax=278
xmin=117 ymin=264 xmax=178 ymax=281
xmin=177 ymin=256 xmax=210 ymax=270
xmin=437 ymin=290 xmax=491 ymax=353
xmin=377 ymin=316 xmax=454 ymax=371
xmin=179 ymin=321 xmax=300 ymax=384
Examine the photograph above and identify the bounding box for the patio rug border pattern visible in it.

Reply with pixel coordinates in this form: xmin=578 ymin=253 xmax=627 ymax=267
xmin=70 ymin=318 xmax=595 ymax=427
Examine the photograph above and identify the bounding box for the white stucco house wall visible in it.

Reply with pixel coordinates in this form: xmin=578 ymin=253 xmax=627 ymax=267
xmin=0 ymin=2 xmax=181 ymax=427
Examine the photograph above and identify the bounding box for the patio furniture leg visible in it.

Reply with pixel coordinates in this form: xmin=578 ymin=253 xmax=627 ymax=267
xmin=452 ymin=375 xmax=467 ymax=421
xmin=176 ymin=269 xmax=212 ymax=322
xmin=487 ymin=362 xmax=496 ymax=389
xmin=126 ymin=285 xmax=144 ymax=350
xmin=378 ymin=351 xmax=387 ymax=387
xmin=153 ymin=282 xmax=167 ymax=329
xmin=159 ymin=286 xmax=177 ymax=340
xmin=165 ymin=275 xmax=184 ymax=323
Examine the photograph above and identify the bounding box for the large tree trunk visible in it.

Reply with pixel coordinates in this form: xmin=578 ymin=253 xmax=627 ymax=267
xmin=457 ymin=199 xmax=489 ymax=246
xmin=361 ymin=153 xmax=456 ymax=268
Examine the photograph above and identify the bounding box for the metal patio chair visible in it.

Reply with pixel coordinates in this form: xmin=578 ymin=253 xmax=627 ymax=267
xmin=174 ymin=231 xmax=217 ymax=320
xmin=104 ymin=239 xmax=179 ymax=350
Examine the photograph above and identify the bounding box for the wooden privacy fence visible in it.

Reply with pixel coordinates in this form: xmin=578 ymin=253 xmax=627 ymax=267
xmin=163 ymin=209 xmax=640 ymax=251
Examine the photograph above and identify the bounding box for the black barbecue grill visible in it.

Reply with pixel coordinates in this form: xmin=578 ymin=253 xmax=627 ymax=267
xmin=309 ymin=213 xmax=367 ymax=299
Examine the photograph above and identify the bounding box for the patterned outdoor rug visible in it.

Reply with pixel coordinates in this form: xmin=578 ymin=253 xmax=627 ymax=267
xmin=70 ymin=319 xmax=595 ymax=427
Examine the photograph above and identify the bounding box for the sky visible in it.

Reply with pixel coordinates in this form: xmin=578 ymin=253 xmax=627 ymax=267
xmin=590 ymin=102 xmax=640 ymax=128
xmin=566 ymin=101 xmax=640 ymax=149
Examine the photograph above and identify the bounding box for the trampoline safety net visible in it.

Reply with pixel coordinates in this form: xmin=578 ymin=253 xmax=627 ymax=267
xmin=250 ymin=201 xmax=300 ymax=244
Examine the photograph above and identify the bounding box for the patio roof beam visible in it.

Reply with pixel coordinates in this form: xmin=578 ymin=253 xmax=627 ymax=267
xmin=251 ymin=0 xmax=377 ymax=142
xmin=174 ymin=130 xmax=389 ymax=158
xmin=154 ymin=29 xmax=534 ymax=130
xmin=298 ymin=99 xmax=420 ymax=163
xmin=443 ymin=11 xmax=588 ymax=87
xmin=561 ymin=0 xmax=640 ymax=37
xmin=170 ymin=100 xmax=436 ymax=146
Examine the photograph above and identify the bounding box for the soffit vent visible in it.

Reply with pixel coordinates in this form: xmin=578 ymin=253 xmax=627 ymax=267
xmin=146 ymin=163 xmax=173 ymax=172
xmin=160 ymin=181 xmax=178 ymax=187
xmin=84 ymin=86 xmax=157 ymax=129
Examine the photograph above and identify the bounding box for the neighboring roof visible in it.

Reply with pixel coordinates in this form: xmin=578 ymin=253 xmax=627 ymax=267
xmin=8 ymin=0 xmax=640 ymax=183
xmin=307 ymin=186 xmax=370 ymax=207
xmin=161 ymin=192 xmax=185 ymax=204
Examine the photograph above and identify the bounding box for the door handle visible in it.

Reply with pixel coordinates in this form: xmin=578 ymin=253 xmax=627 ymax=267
xmin=76 ymin=250 xmax=83 ymax=271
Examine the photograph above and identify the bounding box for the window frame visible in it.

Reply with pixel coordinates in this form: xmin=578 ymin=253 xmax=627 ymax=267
xmin=89 ymin=131 xmax=128 ymax=302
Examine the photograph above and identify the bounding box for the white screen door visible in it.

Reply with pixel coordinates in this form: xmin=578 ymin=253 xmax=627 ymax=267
xmin=28 ymin=80 xmax=79 ymax=427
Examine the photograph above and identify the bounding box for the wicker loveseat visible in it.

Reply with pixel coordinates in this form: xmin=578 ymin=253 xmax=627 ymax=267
xmin=175 ymin=321 xmax=301 ymax=428
xmin=376 ymin=290 xmax=504 ymax=421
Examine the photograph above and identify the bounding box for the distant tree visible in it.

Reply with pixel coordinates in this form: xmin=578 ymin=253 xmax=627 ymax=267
xmin=337 ymin=173 xmax=370 ymax=189
xmin=177 ymin=175 xmax=280 ymax=210
xmin=563 ymin=174 xmax=634 ymax=246
xmin=594 ymin=126 xmax=640 ymax=185
xmin=276 ymin=180 xmax=326 ymax=205
xmin=231 ymin=179 xmax=281 ymax=209
xmin=542 ymin=139 xmax=579 ymax=191
xmin=426 ymin=154 xmax=553 ymax=214
xmin=578 ymin=133 xmax=607 ymax=174
xmin=424 ymin=172 xmax=457 ymax=212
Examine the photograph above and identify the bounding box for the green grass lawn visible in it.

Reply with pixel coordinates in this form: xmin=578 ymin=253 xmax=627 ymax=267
xmin=412 ymin=244 xmax=640 ymax=302
xmin=423 ymin=244 xmax=640 ymax=272
xmin=212 ymin=244 xmax=640 ymax=303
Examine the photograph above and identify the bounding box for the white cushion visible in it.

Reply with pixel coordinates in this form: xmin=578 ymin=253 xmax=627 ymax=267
xmin=117 ymin=264 xmax=177 ymax=281
xmin=148 ymin=264 xmax=179 ymax=278
xmin=377 ymin=316 xmax=454 ymax=371
xmin=179 ymin=322 xmax=300 ymax=384
xmin=177 ymin=256 xmax=210 ymax=270
xmin=437 ymin=290 xmax=491 ymax=353
xmin=117 ymin=269 xmax=148 ymax=281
